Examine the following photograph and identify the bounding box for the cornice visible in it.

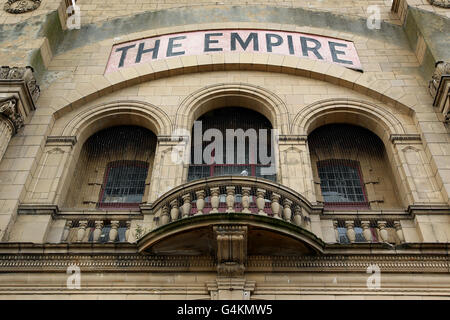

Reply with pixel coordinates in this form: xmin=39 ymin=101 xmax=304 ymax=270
xmin=0 ymin=252 xmax=448 ymax=273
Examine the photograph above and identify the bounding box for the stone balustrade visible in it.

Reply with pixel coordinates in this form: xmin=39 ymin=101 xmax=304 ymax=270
xmin=61 ymin=219 xmax=132 ymax=243
xmin=150 ymin=176 xmax=313 ymax=230
xmin=333 ymin=219 xmax=405 ymax=244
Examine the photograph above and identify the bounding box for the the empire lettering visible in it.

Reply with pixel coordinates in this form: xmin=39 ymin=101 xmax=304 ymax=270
xmin=106 ymin=29 xmax=362 ymax=73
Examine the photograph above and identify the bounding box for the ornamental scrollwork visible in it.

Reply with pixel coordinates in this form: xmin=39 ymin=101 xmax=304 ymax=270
xmin=429 ymin=61 xmax=450 ymax=98
xmin=0 ymin=66 xmax=40 ymax=102
xmin=0 ymin=96 xmax=23 ymax=132
xmin=3 ymin=0 xmax=41 ymax=14
xmin=427 ymin=0 xmax=450 ymax=8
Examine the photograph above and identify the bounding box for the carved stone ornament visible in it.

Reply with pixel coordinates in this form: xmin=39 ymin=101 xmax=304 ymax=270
xmin=4 ymin=0 xmax=41 ymax=14
xmin=0 ymin=96 xmax=23 ymax=131
xmin=429 ymin=61 xmax=450 ymax=98
xmin=427 ymin=0 xmax=450 ymax=8
xmin=0 ymin=66 xmax=40 ymax=103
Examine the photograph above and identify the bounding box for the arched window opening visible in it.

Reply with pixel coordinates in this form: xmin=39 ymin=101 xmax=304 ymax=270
xmin=64 ymin=126 xmax=157 ymax=209
xmin=187 ymin=107 xmax=275 ymax=181
xmin=308 ymin=124 xmax=401 ymax=210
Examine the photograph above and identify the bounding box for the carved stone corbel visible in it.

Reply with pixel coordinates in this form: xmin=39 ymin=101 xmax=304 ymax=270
xmin=0 ymin=96 xmax=23 ymax=133
xmin=429 ymin=61 xmax=450 ymax=123
xmin=214 ymin=225 xmax=247 ymax=277
xmin=0 ymin=66 xmax=39 ymax=120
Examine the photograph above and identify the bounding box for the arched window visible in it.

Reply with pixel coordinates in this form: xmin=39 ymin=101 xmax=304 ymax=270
xmin=187 ymin=107 xmax=275 ymax=181
xmin=64 ymin=126 xmax=157 ymax=209
xmin=308 ymin=124 xmax=401 ymax=210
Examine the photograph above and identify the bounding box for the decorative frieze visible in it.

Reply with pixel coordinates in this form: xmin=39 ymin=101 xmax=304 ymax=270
xmin=0 ymin=251 xmax=448 ymax=273
xmin=3 ymin=0 xmax=41 ymax=14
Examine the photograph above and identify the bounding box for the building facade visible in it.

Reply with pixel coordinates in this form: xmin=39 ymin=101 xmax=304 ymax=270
xmin=0 ymin=0 xmax=449 ymax=299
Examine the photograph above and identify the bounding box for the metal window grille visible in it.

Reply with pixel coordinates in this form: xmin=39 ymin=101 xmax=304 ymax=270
xmin=317 ymin=159 xmax=369 ymax=209
xmin=308 ymin=124 xmax=387 ymax=210
xmin=188 ymin=107 xmax=276 ymax=181
xmin=98 ymin=160 xmax=149 ymax=208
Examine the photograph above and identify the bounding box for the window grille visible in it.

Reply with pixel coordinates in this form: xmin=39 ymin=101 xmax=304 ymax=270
xmin=308 ymin=124 xmax=390 ymax=210
xmin=63 ymin=126 xmax=156 ymax=209
xmin=98 ymin=160 xmax=149 ymax=208
xmin=188 ymin=107 xmax=275 ymax=181
xmin=317 ymin=159 xmax=369 ymax=209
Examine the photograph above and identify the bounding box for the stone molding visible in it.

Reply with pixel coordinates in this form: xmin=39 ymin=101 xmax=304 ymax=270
xmin=3 ymin=0 xmax=41 ymax=14
xmin=389 ymin=134 xmax=422 ymax=144
xmin=278 ymin=135 xmax=308 ymax=143
xmin=427 ymin=0 xmax=450 ymax=8
xmin=0 ymin=252 xmax=448 ymax=273
xmin=45 ymin=136 xmax=78 ymax=147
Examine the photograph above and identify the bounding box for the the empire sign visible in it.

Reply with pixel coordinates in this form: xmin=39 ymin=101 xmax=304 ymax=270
xmin=105 ymin=29 xmax=362 ymax=74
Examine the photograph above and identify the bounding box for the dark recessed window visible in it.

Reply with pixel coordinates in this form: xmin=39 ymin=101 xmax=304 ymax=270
xmin=98 ymin=160 xmax=148 ymax=208
xmin=317 ymin=159 xmax=369 ymax=209
xmin=187 ymin=107 xmax=275 ymax=181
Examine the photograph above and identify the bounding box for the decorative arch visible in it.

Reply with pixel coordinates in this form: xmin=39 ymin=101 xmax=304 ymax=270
xmin=175 ymin=83 xmax=290 ymax=135
xmin=292 ymin=98 xmax=409 ymax=143
xmin=61 ymin=100 xmax=172 ymax=145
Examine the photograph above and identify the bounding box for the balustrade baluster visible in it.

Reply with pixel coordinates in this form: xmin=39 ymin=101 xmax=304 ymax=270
xmin=181 ymin=194 xmax=191 ymax=218
xmin=271 ymin=193 xmax=281 ymax=219
xmin=170 ymin=199 xmax=180 ymax=221
xmin=378 ymin=221 xmax=388 ymax=242
xmin=195 ymin=190 xmax=206 ymax=215
xmin=256 ymin=189 xmax=266 ymax=215
xmin=210 ymin=187 xmax=220 ymax=213
xmin=361 ymin=221 xmax=372 ymax=242
xmin=125 ymin=221 xmax=131 ymax=243
xmin=160 ymin=205 xmax=170 ymax=225
xmin=293 ymin=205 xmax=302 ymax=226
xmin=108 ymin=221 xmax=119 ymax=242
xmin=241 ymin=187 xmax=251 ymax=213
xmin=77 ymin=221 xmax=88 ymax=242
xmin=282 ymin=199 xmax=292 ymax=221
xmin=394 ymin=221 xmax=405 ymax=243
xmin=61 ymin=221 xmax=72 ymax=242
xmin=226 ymin=187 xmax=235 ymax=213
xmin=345 ymin=221 xmax=356 ymax=243
xmin=93 ymin=221 xmax=103 ymax=242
